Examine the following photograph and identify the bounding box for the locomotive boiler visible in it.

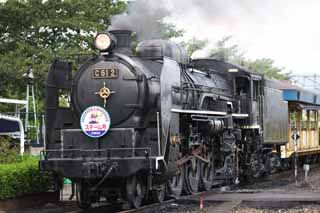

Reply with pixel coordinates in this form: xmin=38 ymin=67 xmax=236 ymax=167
xmin=40 ymin=29 xmax=290 ymax=209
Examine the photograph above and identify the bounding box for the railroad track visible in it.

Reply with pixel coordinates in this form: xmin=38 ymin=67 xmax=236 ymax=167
xmin=8 ymin=165 xmax=320 ymax=213
xmin=119 ymin=199 xmax=175 ymax=213
xmin=118 ymin=185 xmax=238 ymax=213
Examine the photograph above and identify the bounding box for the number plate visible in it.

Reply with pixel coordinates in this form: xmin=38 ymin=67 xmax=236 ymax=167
xmin=92 ymin=68 xmax=118 ymax=79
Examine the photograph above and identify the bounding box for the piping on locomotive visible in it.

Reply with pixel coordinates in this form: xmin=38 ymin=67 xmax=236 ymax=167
xmin=39 ymin=30 xmax=320 ymax=209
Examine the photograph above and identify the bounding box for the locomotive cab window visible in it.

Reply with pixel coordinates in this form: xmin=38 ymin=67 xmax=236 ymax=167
xmin=252 ymin=80 xmax=261 ymax=100
xmin=235 ymin=77 xmax=250 ymax=96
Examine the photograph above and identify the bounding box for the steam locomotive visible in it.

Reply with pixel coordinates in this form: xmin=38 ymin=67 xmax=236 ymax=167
xmin=39 ymin=29 xmax=320 ymax=209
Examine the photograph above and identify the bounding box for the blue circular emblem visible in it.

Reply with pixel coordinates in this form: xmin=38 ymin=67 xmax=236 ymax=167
xmin=80 ymin=106 xmax=111 ymax=138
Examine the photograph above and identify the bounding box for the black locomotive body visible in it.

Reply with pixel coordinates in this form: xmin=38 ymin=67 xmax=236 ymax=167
xmin=40 ymin=30 xmax=288 ymax=208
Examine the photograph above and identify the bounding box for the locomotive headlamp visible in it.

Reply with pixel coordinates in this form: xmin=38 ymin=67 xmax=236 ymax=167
xmin=94 ymin=32 xmax=117 ymax=52
xmin=95 ymin=33 xmax=111 ymax=51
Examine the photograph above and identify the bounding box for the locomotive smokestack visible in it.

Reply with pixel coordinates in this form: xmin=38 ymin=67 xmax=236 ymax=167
xmin=109 ymin=30 xmax=132 ymax=55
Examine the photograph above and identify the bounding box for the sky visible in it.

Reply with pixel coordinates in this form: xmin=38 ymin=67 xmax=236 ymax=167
xmin=163 ymin=0 xmax=320 ymax=74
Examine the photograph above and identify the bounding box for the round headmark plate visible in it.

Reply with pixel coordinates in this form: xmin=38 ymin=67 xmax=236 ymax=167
xmin=80 ymin=106 xmax=111 ymax=138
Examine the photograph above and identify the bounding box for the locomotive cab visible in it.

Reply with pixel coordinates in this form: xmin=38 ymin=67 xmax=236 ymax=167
xmin=234 ymin=73 xmax=263 ymax=128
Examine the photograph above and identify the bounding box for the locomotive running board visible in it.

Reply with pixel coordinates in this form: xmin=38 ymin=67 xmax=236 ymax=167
xmin=171 ymin=109 xmax=249 ymax=118
xmin=231 ymin=113 xmax=249 ymax=118
xmin=171 ymin=108 xmax=227 ymax=115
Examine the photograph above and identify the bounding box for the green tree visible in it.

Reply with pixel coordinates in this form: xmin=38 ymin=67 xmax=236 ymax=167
xmin=181 ymin=37 xmax=208 ymax=56
xmin=0 ymin=0 xmax=126 ymax=107
xmin=0 ymin=0 xmax=127 ymax=140
xmin=0 ymin=0 xmax=126 ymax=52
xmin=159 ymin=23 xmax=184 ymax=40
xmin=210 ymin=36 xmax=245 ymax=64
xmin=208 ymin=36 xmax=289 ymax=80
xmin=245 ymin=58 xmax=290 ymax=80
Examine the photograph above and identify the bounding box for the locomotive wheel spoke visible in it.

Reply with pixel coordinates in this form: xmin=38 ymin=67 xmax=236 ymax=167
xmin=151 ymin=182 xmax=166 ymax=203
xmin=186 ymin=158 xmax=201 ymax=193
xmin=201 ymin=153 xmax=214 ymax=191
xmin=126 ymin=175 xmax=145 ymax=209
xmin=75 ymin=181 xmax=92 ymax=210
xmin=168 ymin=165 xmax=185 ymax=196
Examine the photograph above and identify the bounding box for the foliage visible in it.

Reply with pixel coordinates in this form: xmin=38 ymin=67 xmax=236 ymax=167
xmin=0 ymin=136 xmax=19 ymax=164
xmin=0 ymin=0 xmax=127 ymax=110
xmin=245 ymin=58 xmax=290 ymax=80
xmin=0 ymin=0 xmax=183 ymax=112
xmin=159 ymin=23 xmax=184 ymax=40
xmin=210 ymin=36 xmax=245 ymax=64
xmin=0 ymin=156 xmax=53 ymax=200
xmin=0 ymin=0 xmax=126 ymax=51
xmin=181 ymin=37 xmax=208 ymax=56
xmin=208 ymin=36 xmax=290 ymax=80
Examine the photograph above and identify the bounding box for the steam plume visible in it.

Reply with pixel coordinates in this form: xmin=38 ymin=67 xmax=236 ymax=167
xmin=110 ymin=0 xmax=170 ymax=41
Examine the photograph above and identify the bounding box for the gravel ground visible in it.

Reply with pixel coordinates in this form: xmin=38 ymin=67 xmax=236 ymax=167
xmin=233 ymin=204 xmax=320 ymax=213
xmin=240 ymin=166 xmax=320 ymax=192
xmin=154 ymin=200 xmax=230 ymax=213
xmin=231 ymin=165 xmax=320 ymax=213
xmin=157 ymin=202 xmax=205 ymax=213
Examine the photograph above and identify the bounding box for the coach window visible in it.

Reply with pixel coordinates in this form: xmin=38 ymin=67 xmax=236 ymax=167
xmin=301 ymin=109 xmax=308 ymax=130
xmin=289 ymin=111 xmax=298 ymax=129
xmin=300 ymin=109 xmax=308 ymax=146
xmin=318 ymin=110 xmax=320 ymax=145
xmin=310 ymin=110 xmax=316 ymax=130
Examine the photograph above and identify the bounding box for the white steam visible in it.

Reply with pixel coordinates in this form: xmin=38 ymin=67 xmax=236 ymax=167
xmin=110 ymin=0 xmax=320 ymax=73
xmin=110 ymin=0 xmax=170 ymax=41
